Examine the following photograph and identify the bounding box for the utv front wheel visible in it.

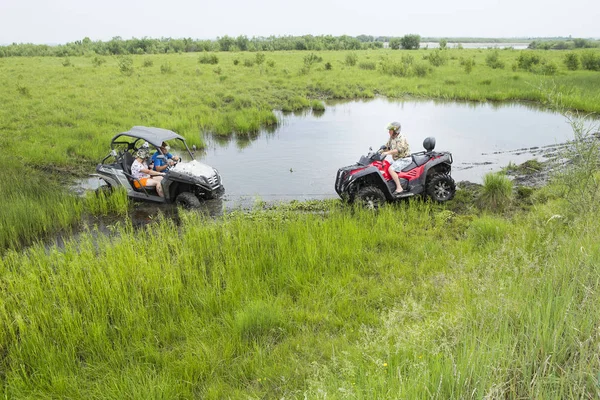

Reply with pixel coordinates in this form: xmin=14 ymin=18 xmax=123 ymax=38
xmin=95 ymin=184 xmax=113 ymax=197
xmin=427 ymin=174 xmax=456 ymax=202
xmin=176 ymin=192 xmax=201 ymax=209
xmin=356 ymin=187 xmax=386 ymax=209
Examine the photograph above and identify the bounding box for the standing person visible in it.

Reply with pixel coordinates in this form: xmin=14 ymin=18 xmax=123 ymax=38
xmin=380 ymin=121 xmax=411 ymax=196
xmin=152 ymin=142 xmax=180 ymax=172
xmin=131 ymin=148 xmax=166 ymax=197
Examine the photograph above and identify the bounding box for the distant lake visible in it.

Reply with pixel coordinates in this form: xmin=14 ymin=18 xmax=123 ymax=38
xmin=420 ymin=42 xmax=529 ymax=49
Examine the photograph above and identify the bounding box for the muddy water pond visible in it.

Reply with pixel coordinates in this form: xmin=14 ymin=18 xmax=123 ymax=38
xmin=195 ymin=98 xmax=576 ymax=206
xmin=80 ymin=97 xmax=581 ymax=217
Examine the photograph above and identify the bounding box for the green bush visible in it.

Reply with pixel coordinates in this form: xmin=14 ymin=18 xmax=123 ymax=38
xmin=324 ymin=62 xmax=332 ymax=70
xmin=563 ymin=52 xmax=580 ymax=70
xmin=243 ymin=59 xmax=254 ymax=67
xmin=310 ymin=100 xmax=325 ymax=111
xmin=485 ymin=50 xmax=505 ymax=69
xmin=460 ymin=57 xmax=475 ymax=74
xmin=517 ymin=52 xmax=541 ymax=70
xmin=62 ymin=58 xmax=71 ymax=67
xmin=303 ymin=53 xmax=322 ymax=66
xmin=536 ymin=60 xmax=558 ymax=75
xmin=401 ymin=54 xmax=414 ymax=66
xmin=426 ymin=49 xmax=448 ymax=67
xmin=478 ymin=172 xmax=513 ymax=212
xmin=255 ymin=52 xmax=265 ymax=65
xmin=389 ymin=38 xmax=401 ymax=50
xmin=580 ymin=50 xmax=600 ymax=71
xmin=91 ymin=56 xmax=106 ymax=67
xmin=198 ymin=53 xmax=219 ymax=65
xmin=117 ymin=56 xmax=134 ymax=76
xmin=160 ymin=62 xmax=173 ymax=74
xmin=344 ymin=53 xmax=358 ymax=66
xmin=142 ymin=59 xmax=153 ymax=67
xmin=413 ymin=63 xmax=429 ymax=77
xmin=378 ymin=59 xmax=409 ymax=77
xmin=358 ymin=61 xmax=376 ymax=70
xmin=400 ymin=34 xmax=421 ymax=50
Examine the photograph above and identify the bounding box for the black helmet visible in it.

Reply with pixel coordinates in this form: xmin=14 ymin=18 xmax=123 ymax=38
xmin=386 ymin=121 xmax=401 ymax=134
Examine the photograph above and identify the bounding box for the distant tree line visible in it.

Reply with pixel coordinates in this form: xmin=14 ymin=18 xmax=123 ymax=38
xmin=528 ymin=38 xmax=599 ymax=50
xmin=3 ymin=34 xmax=596 ymax=57
xmin=0 ymin=34 xmax=429 ymax=57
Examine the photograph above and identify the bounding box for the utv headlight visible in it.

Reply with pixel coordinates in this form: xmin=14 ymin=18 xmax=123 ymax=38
xmin=194 ymin=176 xmax=208 ymax=185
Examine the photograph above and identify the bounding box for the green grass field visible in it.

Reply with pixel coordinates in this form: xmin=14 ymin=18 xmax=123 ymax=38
xmin=2 ymin=185 xmax=600 ymax=398
xmin=1 ymin=48 xmax=600 ymax=398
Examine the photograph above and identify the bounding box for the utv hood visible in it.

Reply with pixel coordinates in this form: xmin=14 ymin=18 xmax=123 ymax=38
xmin=171 ymin=160 xmax=216 ymax=178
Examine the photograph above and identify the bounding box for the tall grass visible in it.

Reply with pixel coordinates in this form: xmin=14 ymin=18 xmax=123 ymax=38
xmin=0 ymin=164 xmax=129 ymax=251
xmin=1 ymin=187 xmax=599 ymax=398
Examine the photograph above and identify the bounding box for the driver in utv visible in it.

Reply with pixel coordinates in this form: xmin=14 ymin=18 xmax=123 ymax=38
xmin=152 ymin=141 xmax=180 ymax=173
xmin=379 ymin=121 xmax=412 ymax=197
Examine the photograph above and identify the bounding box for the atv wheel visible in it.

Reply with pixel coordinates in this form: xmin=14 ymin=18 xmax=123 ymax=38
xmin=175 ymin=192 xmax=201 ymax=209
xmin=427 ymin=174 xmax=456 ymax=202
xmin=356 ymin=186 xmax=386 ymax=209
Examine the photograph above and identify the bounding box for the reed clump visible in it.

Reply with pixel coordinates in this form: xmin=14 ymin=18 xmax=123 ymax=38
xmin=478 ymin=172 xmax=513 ymax=212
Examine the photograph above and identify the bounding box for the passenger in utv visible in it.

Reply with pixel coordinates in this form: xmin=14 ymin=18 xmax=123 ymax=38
xmin=131 ymin=148 xmax=166 ymax=197
xmin=152 ymin=142 xmax=180 ymax=172
xmin=380 ymin=121 xmax=411 ymax=196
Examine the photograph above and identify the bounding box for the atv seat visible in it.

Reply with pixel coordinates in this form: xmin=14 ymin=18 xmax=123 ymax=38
xmin=401 ymin=154 xmax=432 ymax=172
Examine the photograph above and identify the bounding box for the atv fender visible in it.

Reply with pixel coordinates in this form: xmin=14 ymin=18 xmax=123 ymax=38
xmin=347 ymin=166 xmax=393 ymax=200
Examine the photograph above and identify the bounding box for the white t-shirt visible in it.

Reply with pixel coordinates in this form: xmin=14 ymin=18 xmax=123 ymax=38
xmin=131 ymin=159 xmax=149 ymax=179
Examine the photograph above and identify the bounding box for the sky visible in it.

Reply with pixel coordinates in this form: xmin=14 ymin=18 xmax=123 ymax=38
xmin=0 ymin=0 xmax=598 ymax=45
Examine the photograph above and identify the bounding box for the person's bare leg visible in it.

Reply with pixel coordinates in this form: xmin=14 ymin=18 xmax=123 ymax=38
xmin=154 ymin=176 xmax=164 ymax=197
xmin=388 ymin=166 xmax=403 ymax=193
xmin=145 ymin=177 xmax=164 ymax=197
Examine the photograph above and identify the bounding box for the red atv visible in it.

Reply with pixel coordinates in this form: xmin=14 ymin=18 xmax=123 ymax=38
xmin=335 ymin=137 xmax=456 ymax=207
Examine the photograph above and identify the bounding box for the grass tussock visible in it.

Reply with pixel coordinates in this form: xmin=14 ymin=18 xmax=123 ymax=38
xmin=478 ymin=172 xmax=513 ymax=212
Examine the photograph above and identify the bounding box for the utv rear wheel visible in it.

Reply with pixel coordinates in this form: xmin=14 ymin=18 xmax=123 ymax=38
xmin=176 ymin=192 xmax=201 ymax=209
xmin=356 ymin=186 xmax=386 ymax=209
xmin=427 ymin=174 xmax=456 ymax=202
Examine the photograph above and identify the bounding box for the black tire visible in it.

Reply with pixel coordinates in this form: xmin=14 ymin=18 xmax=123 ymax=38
xmin=426 ymin=174 xmax=456 ymax=202
xmin=175 ymin=192 xmax=201 ymax=209
xmin=95 ymin=184 xmax=112 ymax=197
xmin=356 ymin=186 xmax=386 ymax=209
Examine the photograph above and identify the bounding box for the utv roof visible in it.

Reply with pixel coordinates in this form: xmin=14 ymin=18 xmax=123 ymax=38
xmin=111 ymin=126 xmax=186 ymax=148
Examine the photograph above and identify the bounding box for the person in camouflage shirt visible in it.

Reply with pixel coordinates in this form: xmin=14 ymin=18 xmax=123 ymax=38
xmin=380 ymin=121 xmax=411 ymax=196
